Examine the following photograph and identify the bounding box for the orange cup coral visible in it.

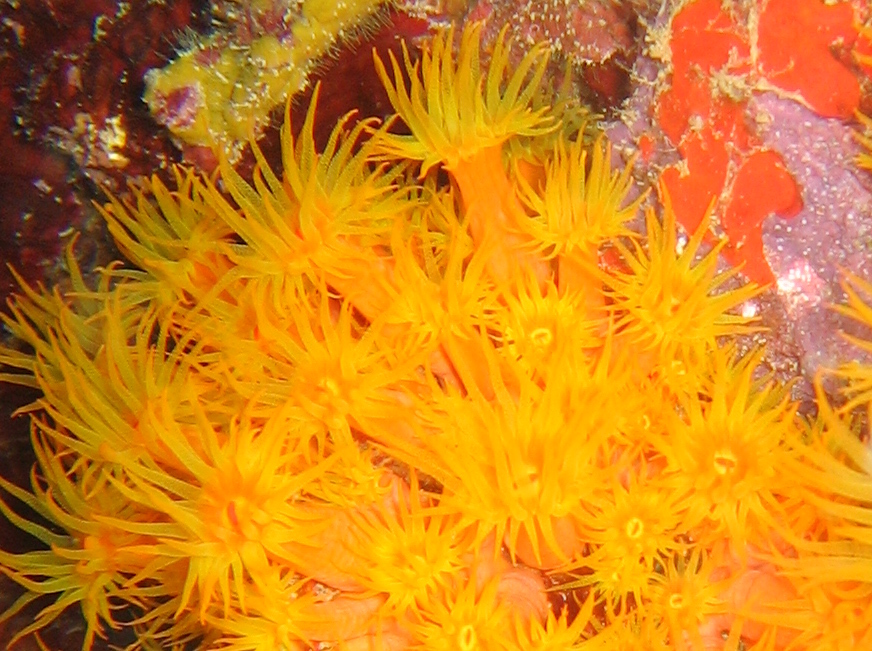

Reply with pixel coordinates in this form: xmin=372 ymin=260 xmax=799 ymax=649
xmin=1 ymin=22 xmax=872 ymax=651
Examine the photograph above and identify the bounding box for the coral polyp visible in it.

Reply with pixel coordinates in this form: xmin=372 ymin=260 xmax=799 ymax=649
xmin=2 ymin=22 xmax=872 ymax=651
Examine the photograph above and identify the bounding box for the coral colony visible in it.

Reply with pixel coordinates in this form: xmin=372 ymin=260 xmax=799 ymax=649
xmin=2 ymin=21 xmax=872 ymax=651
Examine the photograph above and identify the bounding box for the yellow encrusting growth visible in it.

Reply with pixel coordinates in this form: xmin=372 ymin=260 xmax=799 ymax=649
xmin=143 ymin=0 xmax=391 ymax=158
xmin=2 ymin=21 xmax=872 ymax=651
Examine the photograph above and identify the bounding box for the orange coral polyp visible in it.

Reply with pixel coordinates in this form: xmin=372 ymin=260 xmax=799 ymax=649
xmin=668 ymin=347 xmax=797 ymax=549
xmin=449 ymin=145 xmax=550 ymax=286
xmin=602 ymin=189 xmax=763 ymax=366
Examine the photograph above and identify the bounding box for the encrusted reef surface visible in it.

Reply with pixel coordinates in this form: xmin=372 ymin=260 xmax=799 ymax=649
xmin=601 ymin=0 xmax=872 ymax=394
xmin=0 ymin=0 xmax=212 ymax=301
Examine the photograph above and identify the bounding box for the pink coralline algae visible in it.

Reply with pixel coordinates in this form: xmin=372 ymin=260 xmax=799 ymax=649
xmin=755 ymin=92 xmax=872 ymax=377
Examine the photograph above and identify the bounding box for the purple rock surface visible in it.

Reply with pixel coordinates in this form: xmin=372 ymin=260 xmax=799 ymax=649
xmin=754 ymin=92 xmax=872 ymax=378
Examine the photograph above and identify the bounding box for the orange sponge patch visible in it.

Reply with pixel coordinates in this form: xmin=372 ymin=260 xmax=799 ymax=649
xmin=660 ymin=131 xmax=730 ymax=236
xmin=757 ymin=0 xmax=860 ymax=119
xmin=656 ymin=0 xmax=862 ymax=283
xmin=722 ymin=150 xmax=803 ymax=284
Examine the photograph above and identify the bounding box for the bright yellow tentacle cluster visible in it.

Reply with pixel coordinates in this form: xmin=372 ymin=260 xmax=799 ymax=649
xmin=1 ymin=22 xmax=872 ymax=651
xmin=373 ymin=23 xmax=556 ymax=174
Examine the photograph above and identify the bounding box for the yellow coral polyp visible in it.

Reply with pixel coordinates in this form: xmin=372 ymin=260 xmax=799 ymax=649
xmin=828 ymin=271 xmax=872 ymax=415
xmin=3 ymin=20 xmax=872 ymax=651
xmin=0 ymin=436 xmax=166 ymax=650
xmin=374 ymin=23 xmax=555 ymax=174
xmin=406 ymin=568 xmax=541 ymax=651
xmin=98 ymin=167 xmax=236 ymax=308
xmin=602 ymin=189 xmax=763 ymax=367
xmin=214 ymin=89 xmax=406 ymax=297
xmin=575 ymin=469 xmax=685 ymax=572
xmin=667 ymin=346 xmax=798 ymax=548
xmin=348 ymin=472 xmax=472 ymax=617
xmin=496 ymin=273 xmax=602 ymax=374
xmin=516 ymin=134 xmax=642 ymax=259
xmin=649 ymin=549 xmax=728 ymax=651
